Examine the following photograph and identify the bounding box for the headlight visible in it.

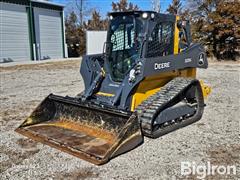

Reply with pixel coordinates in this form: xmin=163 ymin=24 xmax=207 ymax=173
xmin=151 ymin=13 xmax=155 ymax=19
xmin=142 ymin=12 xmax=148 ymax=19
xmin=110 ymin=15 xmax=113 ymax=20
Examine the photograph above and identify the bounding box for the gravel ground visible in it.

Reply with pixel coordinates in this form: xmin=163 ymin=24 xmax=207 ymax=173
xmin=0 ymin=60 xmax=239 ymax=180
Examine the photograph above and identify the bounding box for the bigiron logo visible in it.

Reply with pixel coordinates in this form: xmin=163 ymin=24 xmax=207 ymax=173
xmin=154 ymin=62 xmax=170 ymax=70
xmin=181 ymin=161 xmax=237 ymax=179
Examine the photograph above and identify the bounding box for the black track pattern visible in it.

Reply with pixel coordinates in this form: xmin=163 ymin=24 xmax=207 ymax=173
xmin=136 ymin=77 xmax=204 ymax=138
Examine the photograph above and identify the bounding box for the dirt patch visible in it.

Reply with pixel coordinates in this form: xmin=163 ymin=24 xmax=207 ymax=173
xmin=16 ymin=138 xmax=39 ymax=149
xmin=0 ymin=146 xmax=40 ymax=173
xmin=0 ymin=110 xmax=20 ymax=128
xmin=0 ymin=60 xmax=80 ymax=72
xmin=196 ymin=122 xmax=206 ymax=127
xmin=1 ymin=110 xmax=12 ymax=119
xmin=0 ymin=100 xmax=40 ymax=127
xmin=207 ymin=144 xmax=240 ymax=165
xmin=51 ymin=168 xmax=99 ymax=180
xmin=0 ymin=97 xmax=9 ymax=101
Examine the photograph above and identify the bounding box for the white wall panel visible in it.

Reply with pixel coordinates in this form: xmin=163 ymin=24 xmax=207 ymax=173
xmin=87 ymin=31 xmax=107 ymax=55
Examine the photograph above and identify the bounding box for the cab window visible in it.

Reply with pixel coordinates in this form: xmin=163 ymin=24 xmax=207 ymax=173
xmin=146 ymin=22 xmax=174 ymax=58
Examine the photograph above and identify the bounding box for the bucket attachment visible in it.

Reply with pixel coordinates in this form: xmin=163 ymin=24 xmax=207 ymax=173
xmin=15 ymin=94 xmax=143 ymax=165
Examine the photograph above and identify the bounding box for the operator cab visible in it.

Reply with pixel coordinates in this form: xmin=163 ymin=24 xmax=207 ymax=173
xmin=105 ymin=11 xmax=177 ymax=82
xmin=106 ymin=12 xmax=145 ymax=82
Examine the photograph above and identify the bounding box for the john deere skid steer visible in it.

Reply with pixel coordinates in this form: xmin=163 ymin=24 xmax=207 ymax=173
xmin=16 ymin=11 xmax=211 ymax=165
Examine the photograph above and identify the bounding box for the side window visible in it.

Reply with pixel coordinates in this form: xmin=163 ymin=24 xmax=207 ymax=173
xmin=146 ymin=22 xmax=174 ymax=58
xmin=161 ymin=24 xmax=173 ymax=45
xmin=179 ymin=30 xmax=188 ymax=51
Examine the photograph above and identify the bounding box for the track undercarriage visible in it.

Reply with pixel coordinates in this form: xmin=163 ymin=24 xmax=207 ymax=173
xmin=137 ymin=77 xmax=204 ymax=138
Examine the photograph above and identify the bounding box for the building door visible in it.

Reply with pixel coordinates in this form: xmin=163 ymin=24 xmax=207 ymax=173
xmin=0 ymin=2 xmax=31 ymax=62
xmin=34 ymin=8 xmax=63 ymax=60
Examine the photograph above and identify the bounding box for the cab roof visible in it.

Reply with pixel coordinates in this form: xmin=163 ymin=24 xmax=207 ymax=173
xmin=108 ymin=11 xmax=176 ymax=21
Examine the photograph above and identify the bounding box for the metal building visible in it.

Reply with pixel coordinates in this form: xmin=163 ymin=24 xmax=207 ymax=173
xmin=0 ymin=0 xmax=66 ymax=63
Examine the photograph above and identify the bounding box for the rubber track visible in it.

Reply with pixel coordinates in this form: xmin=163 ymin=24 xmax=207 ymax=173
xmin=136 ymin=77 xmax=201 ymax=137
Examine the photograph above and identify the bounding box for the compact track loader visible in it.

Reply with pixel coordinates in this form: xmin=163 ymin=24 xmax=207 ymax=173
xmin=16 ymin=11 xmax=211 ymax=165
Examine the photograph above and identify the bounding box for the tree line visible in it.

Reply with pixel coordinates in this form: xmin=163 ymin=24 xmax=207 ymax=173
xmin=65 ymin=0 xmax=240 ymax=60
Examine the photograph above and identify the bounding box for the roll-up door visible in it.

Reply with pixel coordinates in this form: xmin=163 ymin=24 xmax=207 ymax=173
xmin=34 ymin=8 xmax=63 ymax=60
xmin=0 ymin=2 xmax=31 ymax=62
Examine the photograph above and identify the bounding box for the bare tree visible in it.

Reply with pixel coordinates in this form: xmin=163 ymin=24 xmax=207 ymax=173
xmin=152 ymin=0 xmax=160 ymax=13
xmin=75 ymin=0 xmax=83 ymax=26
xmin=84 ymin=10 xmax=108 ymax=30
xmin=112 ymin=0 xmax=139 ymax=12
xmin=167 ymin=0 xmax=182 ymax=15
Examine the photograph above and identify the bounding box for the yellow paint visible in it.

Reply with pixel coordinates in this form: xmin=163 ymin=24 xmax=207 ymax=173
xmin=101 ymin=68 xmax=106 ymax=77
xmin=178 ymin=68 xmax=196 ymax=78
xmin=130 ymin=68 xmax=197 ymax=111
xmin=200 ymin=80 xmax=211 ymax=99
xmin=174 ymin=16 xmax=180 ymax=55
xmin=131 ymin=87 xmax=161 ymax=111
xmin=37 ymin=121 xmax=116 ymax=143
xmin=96 ymin=92 xmax=115 ymax=97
